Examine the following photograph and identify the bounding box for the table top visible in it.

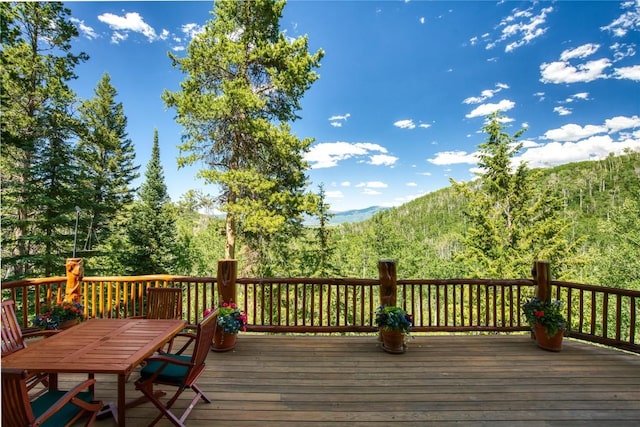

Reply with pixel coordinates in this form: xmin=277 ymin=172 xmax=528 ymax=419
xmin=1 ymin=318 xmax=186 ymax=376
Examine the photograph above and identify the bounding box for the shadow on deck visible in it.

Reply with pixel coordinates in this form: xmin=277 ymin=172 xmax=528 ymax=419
xmin=74 ymin=334 xmax=639 ymax=426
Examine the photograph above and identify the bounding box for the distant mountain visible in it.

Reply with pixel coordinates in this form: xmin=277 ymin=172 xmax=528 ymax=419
xmin=304 ymin=206 xmax=388 ymax=226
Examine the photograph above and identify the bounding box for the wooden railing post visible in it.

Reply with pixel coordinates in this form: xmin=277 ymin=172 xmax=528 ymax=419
xmin=64 ymin=258 xmax=84 ymax=303
xmin=217 ymin=259 xmax=237 ymax=305
xmin=378 ymin=260 xmax=397 ymax=307
xmin=532 ymin=260 xmax=551 ymax=302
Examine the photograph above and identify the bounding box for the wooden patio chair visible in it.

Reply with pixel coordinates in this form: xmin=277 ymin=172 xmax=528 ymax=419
xmin=1 ymin=299 xmax=60 ymax=398
xmin=143 ymin=287 xmax=183 ymax=320
xmin=2 ymin=368 xmax=103 ymax=427
xmin=133 ymin=311 xmax=217 ymax=427
xmin=135 ymin=287 xmax=188 ymax=353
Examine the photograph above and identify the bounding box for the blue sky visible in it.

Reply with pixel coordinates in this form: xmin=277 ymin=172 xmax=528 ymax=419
xmin=65 ymin=1 xmax=640 ymax=212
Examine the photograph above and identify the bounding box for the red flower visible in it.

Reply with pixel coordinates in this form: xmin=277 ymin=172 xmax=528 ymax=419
xmin=534 ymin=310 xmax=544 ymax=318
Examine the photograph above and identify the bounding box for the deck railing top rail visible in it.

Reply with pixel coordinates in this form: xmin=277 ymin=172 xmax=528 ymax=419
xmin=2 ymin=259 xmax=638 ymax=353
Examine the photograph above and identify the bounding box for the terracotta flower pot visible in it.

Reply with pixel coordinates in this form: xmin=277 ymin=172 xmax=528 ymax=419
xmin=534 ymin=323 xmax=563 ymax=352
xmin=211 ymin=328 xmax=237 ymax=352
xmin=380 ymin=329 xmax=405 ymax=354
xmin=60 ymin=319 xmax=80 ymax=330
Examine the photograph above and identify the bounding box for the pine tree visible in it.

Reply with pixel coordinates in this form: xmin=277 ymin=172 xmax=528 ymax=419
xmin=452 ymin=113 xmax=575 ymax=278
xmin=124 ymin=130 xmax=177 ymax=274
xmin=0 ymin=2 xmax=88 ymax=278
xmin=162 ymin=0 xmax=324 ymax=259
xmin=77 ymin=73 xmax=139 ymax=252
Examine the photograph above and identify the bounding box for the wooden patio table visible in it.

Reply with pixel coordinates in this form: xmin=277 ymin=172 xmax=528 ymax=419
xmin=1 ymin=317 xmax=186 ymax=426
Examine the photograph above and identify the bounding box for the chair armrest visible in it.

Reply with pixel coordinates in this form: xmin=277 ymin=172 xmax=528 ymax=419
xmin=163 ymin=331 xmax=197 ymax=355
xmin=34 ymin=378 xmax=100 ymax=425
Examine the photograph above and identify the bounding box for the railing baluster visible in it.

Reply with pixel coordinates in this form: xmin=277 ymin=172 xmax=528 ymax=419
xmin=3 ymin=273 xmax=638 ymax=353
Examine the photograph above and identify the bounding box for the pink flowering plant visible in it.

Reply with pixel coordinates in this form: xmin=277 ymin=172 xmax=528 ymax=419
xmin=204 ymin=302 xmax=247 ymax=334
xmin=32 ymin=301 xmax=85 ymax=330
xmin=522 ymin=297 xmax=566 ymax=337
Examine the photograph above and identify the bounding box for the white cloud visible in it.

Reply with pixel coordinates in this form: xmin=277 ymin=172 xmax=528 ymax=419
xmin=605 ymin=115 xmax=640 ymax=132
xmin=98 ymin=12 xmax=158 ymax=43
xmin=356 ymin=181 xmax=388 ymax=189
xmin=394 ymin=119 xmax=416 ymax=129
xmin=182 ymin=23 xmax=204 ymax=40
xmin=406 ymin=182 xmax=418 ymax=187
xmin=614 ymin=65 xmax=640 ymax=81
xmin=340 ymin=181 xmax=351 ymax=187
xmin=601 ymin=1 xmax=640 ymax=37
xmin=465 ymin=99 xmax=515 ymax=118
xmin=110 ymin=32 xmax=128 ymax=44
xmin=554 ymin=106 xmax=572 ymax=116
xmin=463 ymin=83 xmax=509 ymax=104
xmin=517 ymin=135 xmax=640 ymax=168
xmin=329 ymin=113 xmax=351 ymax=121
xmin=71 ymin=18 xmax=98 ymax=40
xmin=560 ymin=44 xmax=600 ymax=61
xmin=610 ymin=42 xmax=636 ymax=61
xmin=427 ymin=150 xmax=478 ymax=165
xmin=330 ymin=122 xmax=343 ymax=128
xmin=540 ymin=58 xmax=611 ymax=84
xmin=489 ymin=5 xmax=554 ymax=52
xmin=541 ymin=116 xmax=640 ymax=143
xmin=369 ymin=154 xmax=398 ymax=166
xmin=304 ymin=142 xmax=390 ymax=169
xmin=419 ymin=123 xmax=432 ymax=129
xmin=542 ymin=123 xmax=608 ymax=142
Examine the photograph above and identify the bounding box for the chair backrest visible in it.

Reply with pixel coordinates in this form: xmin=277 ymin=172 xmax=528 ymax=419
xmin=2 ymin=368 xmax=37 ymax=425
xmin=185 ymin=312 xmax=217 ymax=382
xmin=145 ymin=287 xmax=183 ymax=320
xmin=1 ymin=300 xmax=26 ymax=356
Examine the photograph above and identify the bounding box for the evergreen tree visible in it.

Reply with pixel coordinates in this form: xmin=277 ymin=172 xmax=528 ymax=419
xmin=595 ymin=196 xmax=640 ymax=290
xmin=173 ymin=190 xmax=226 ymax=276
xmin=77 ymin=73 xmax=139 ymax=252
xmin=310 ymin=184 xmax=338 ymax=277
xmin=124 ymin=130 xmax=177 ymax=274
xmin=0 ymin=2 xmax=87 ymax=278
xmin=162 ymin=0 xmax=324 ymax=259
xmin=451 ymin=113 xmax=575 ymax=278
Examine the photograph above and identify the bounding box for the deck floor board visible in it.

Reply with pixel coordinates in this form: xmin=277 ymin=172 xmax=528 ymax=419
xmin=61 ymin=334 xmax=640 ymax=426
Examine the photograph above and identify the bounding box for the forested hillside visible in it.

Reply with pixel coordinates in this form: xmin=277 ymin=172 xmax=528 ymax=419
xmin=2 ymin=4 xmax=636 ymax=289
xmin=331 ymin=151 xmax=639 ymax=287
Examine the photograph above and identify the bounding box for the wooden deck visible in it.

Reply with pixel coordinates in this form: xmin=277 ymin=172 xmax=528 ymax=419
xmin=65 ymin=334 xmax=640 ymax=426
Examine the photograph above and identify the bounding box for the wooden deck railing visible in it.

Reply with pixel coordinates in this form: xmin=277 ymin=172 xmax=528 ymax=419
xmin=553 ymin=280 xmax=639 ymax=354
xmin=2 ymin=260 xmax=638 ymax=353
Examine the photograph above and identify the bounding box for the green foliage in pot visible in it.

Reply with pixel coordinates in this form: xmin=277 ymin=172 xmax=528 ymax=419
xmin=375 ymin=305 xmax=413 ymax=335
xmin=522 ymin=297 xmax=566 ymax=337
xmin=32 ymin=302 xmax=85 ymax=330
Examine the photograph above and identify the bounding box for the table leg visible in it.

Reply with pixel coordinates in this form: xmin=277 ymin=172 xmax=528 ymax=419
xmin=118 ymin=374 xmax=126 ymax=426
xmin=48 ymin=372 xmax=59 ymax=391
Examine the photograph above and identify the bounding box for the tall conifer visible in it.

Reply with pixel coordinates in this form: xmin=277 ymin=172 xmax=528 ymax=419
xmin=162 ymin=0 xmax=324 ymax=259
xmin=452 ymin=113 xmax=575 ymax=277
xmin=77 ymin=73 xmax=139 ymax=252
xmin=0 ymin=2 xmax=87 ymax=278
xmin=125 ymin=130 xmax=177 ymax=274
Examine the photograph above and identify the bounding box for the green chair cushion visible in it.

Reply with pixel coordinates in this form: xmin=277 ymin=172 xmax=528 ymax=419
xmin=140 ymin=354 xmax=192 ymax=384
xmin=31 ymin=390 xmax=94 ymax=427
